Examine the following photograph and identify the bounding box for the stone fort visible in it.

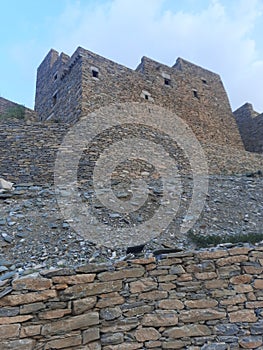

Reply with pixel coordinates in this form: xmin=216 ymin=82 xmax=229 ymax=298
xmin=0 ymin=46 xmax=263 ymax=185
xmin=34 ymin=46 xmax=262 ymax=153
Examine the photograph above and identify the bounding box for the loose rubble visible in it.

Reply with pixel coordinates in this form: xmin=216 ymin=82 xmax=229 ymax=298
xmin=0 ymin=174 xmax=262 ymax=282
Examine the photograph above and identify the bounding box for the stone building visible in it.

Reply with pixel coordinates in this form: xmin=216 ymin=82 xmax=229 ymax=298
xmin=35 ymin=46 xmax=244 ymax=150
xmin=234 ymin=103 xmax=263 ymax=153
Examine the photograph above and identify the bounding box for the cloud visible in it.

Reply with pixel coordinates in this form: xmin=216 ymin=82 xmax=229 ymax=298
xmin=51 ymin=0 xmax=263 ymax=111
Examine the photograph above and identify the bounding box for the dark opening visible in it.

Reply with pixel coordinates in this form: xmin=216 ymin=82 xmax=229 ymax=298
xmin=193 ymin=90 xmax=199 ymax=99
xmin=54 ymin=73 xmax=58 ymax=81
xmin=164 ymin=78 xmax=171 ymax=86
xmin=53 ymin=93 xmax=57 ymax=106
xmin=202 ymin=79 xmax=207 ymax=84
xmin=92 ymin=70 xmax=99 ymax=78
xmin=145 ymin=95 xmax=149 ymax=100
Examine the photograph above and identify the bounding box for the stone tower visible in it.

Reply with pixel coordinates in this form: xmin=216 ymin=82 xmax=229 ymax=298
xmin=35 ymin=46 xmax=244 ymax=149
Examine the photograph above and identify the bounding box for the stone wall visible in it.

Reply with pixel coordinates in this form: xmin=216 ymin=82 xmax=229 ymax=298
xmin=234 ymin=103 xmax=263 ymax=153
xmin=0 ymin=119 xmax=69 ymax=184
xmin=35 ymin=47 xmax=244 ymax=149
xmin=0 ymin=96 xmax=36 ymax=120
xmin=0 ymin=118 xmax=262 ymax=185
xmin=0 ymin=245 xmax=263 ymax=349
xmin=35 ymin=49 xmax=82 ymax=123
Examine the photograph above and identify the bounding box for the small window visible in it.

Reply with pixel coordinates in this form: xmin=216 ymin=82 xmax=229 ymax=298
xmin=193 ymin=90 xmax=199 ymax=99
xmin=54 ymin=73 xmax=58 ymax=81
xmin=164 ymin=78 xmax=171 ymax=86
xmin=92 ymin=70 xmax=99 ymax=78
xmin=202 ymin=79 xmax=207 ymax=84
xmin=140 ymin=90 xmax=153 ymax=102
xmin=53 ymin=93 xmax=57 ymax=106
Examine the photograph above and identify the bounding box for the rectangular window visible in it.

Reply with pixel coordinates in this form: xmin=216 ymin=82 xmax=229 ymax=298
xmin=92 ymin=70 xmax=99 ymax=78
xmin=193 ymin=90 xmax=198 ymax=99
xmin=164 ymin=78 xmax=171 ymax=86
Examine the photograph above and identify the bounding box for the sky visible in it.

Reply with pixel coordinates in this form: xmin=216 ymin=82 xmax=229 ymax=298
xmin=1 ymin=0 xmax=263 ymax=112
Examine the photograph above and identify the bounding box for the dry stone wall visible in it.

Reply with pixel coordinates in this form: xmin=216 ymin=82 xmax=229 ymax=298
xmin=0 ymin=119 xmax=69 ymax=184
xmin=0 ymin=118 xmax=262 ymax=185
xmin=0 ymin=245 xmax=263 ymax=349
xmin=234 ymin=103 xmax=263 ymax=154
xmin=0 ymin=97 xmax=36 ymax=120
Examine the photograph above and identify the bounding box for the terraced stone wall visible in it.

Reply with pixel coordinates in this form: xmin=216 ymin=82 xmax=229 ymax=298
xmin=0 ymin=118 xmax=263 ymax=185
xmin=0 ymin=96 xmax=36 ymax=120
xmin=0 ymin=120 xmax=69 ymax=184
xmin=0 ymin=245 xmax=263 ymax=349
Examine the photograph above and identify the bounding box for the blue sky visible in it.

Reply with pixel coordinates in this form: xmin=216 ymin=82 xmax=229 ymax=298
xmin=1 ymin=0 xmax=263 ymax=111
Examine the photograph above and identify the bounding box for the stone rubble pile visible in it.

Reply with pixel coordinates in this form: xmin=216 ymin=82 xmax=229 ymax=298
xmin=0 ymin=175 xmax=262 ymax=276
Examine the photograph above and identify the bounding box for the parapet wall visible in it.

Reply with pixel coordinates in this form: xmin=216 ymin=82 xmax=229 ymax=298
xmin=1 ymin=245 xmax=263 ymax=349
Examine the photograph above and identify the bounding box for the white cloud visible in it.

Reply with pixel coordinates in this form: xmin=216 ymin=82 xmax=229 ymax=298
xmin=51 ymin=0 xmax=263 ymax=111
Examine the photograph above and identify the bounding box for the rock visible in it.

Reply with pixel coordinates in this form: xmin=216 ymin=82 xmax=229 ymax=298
xmin=0 ymin=178 xmax=13 ymax=192
xmin=201 ymin=344 xmax=228 ymax=350
xmin=1 ymin=233 xmax=13 ymax=243
xmin=135 ymin=327 xmax=161 ymax=342
xmin=214 ymin=324 xmax=239 ymax=336
xmin=229 ymin=310 xmax=257 ymax=323
xmin=251 ymin=321 xmax=263 ymax=335
xmin=101 ymin=332 xmax=124 ymax=345
xmin=239 ymin=336 xmax=263 ymax=349
xmin=164 ymin=324 xmax=211 ymax=338
xmin=0 ymin=271 xmax=17 ymax=281
xmin=0 ymin=287 xmax=13 ymax=298
xmin=100 ymin=306 xmax=122 ymax=320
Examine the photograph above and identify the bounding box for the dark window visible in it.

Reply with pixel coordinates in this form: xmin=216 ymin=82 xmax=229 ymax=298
xmin=193 ymin=90 xmax=198 ymax=99
xmin=145 ymin=95 xmax=149 ymax=100
xmin=164 ymin=78 xmax=171 ymax=86
xmin=53 ymin=93 xmax=57 ymax=106
xmin=92 ymin=70 xmax=99 ymax=78
xmin=54 ymin=73 xmax=58 ymax=81
xmin=202 ymin=79 xmax=207 ymax=84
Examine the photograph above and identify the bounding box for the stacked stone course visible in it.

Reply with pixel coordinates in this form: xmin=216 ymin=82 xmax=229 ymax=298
xmin=1 ymin=245 xmax=263 ymax=349
xmin=0 ymin=116 xmax=263 ymax=185
xmin=234 ymin=103 xmax=263 ymax=153
xmin=0 ymin=119 xmax=69 ymax=184
xmin=0 ymin=96 xmax=36 ymax=120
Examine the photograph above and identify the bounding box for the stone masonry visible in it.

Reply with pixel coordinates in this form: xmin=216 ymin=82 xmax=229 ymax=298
xmin=0 ymin=96 xmax=36 ymax=120
xmin=234 ymin=103 xmax=263 ymax=153
xmin=0 ymin=244 xmax=263 ymax=349
xmin=0 ymin=117 xmax=263 ymax=185
xmin=35 ymin=47 xmax=244 ymax=149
